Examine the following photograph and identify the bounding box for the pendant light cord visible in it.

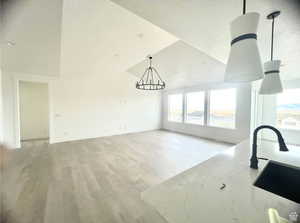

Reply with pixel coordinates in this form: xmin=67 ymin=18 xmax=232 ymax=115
xmin=243 ymin=0 xmax=246 ymax=14
xmin=271 ymin=18 xmax=275 ymax=61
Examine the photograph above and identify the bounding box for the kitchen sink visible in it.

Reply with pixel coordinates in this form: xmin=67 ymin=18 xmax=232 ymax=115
xmin=254 ymin=160 xmax=300 ymax=204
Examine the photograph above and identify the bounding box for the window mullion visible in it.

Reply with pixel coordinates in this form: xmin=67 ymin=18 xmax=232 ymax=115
xmin=183 ymin=92 xmax=186 ymax=123
xmin=205 ymin=90 xmax=210 ymax=126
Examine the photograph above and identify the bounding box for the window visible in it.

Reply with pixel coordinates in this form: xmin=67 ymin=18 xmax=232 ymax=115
xmin=185 ymin=91 xmax=205 ymax=125
xmin=168 ymin=94 xmax=183 ymax=122
xmin=166 ymin=88 xmax=237 ymax=129
xmin=277 ymin=89 xmax=300 ymax=130
xmin=209 ymin=88 xmax=236 ymax=129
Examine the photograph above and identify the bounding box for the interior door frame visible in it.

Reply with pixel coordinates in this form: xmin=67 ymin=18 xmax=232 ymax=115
xmin=13 ymin=74 xmax=55 ymax=148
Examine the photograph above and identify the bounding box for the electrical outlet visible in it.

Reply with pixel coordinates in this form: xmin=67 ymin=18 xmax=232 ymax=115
xmin=55 ymin=114 xmax=61 ymax=118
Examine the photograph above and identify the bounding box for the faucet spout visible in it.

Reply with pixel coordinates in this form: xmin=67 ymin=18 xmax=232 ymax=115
xmin=250 ymin=125 xmax=289 ymax=169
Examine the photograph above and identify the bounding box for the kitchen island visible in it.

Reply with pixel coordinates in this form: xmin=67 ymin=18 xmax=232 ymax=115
xmin=142 ymin=139 xmax=300 ymax=223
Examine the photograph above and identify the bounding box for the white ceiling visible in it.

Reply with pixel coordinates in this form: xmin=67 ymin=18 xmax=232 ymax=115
xmin=1 ymin=0 xmax=177 ymax=78
xmin=111 ymin=0 xmax=300 ymax=80
xmin=1 ymin=0 xmax=63 ymax=76
xmin=128 ymin=41 xmax=225 ymax=89
xmin=60 ymin=0 xmax=177 ymax=77
xmin=2 ymin=0 xmax=299 ymax=85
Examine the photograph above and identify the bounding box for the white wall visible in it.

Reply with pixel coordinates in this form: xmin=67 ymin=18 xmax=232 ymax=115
xmin=50 ymin=73 xmax=162 ymax=144
xmin=258 ymin=79 xmax=300 ymax=145
xmin=2 ymin=72 xmax=162 ymax=148
xmin=0 ymin=69 xmax=3 ymax=143
xmin=162 ymin=83 xmax=252 ymax=144
xmin=2 ymin=73 xmax=15 ymax=147
xmin=19 ymin=81 xmax=49 ymax=140
xmin=1 ymin=0 xmax=174 ymax=148
xmin=0 ymin=6 xmax=3 ymax=143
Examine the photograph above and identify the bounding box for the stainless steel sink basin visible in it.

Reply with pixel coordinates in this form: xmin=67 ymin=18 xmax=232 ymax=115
xmin=254 ymin=160 xmax=300 ymax=204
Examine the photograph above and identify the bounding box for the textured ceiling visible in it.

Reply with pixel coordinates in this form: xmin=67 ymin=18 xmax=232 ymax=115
xmin=111 ymin=0 xmax=300 ymax=81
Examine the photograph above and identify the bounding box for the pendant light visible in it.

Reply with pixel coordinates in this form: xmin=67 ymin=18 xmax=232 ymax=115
xmin=224 ymin=0 xmax=264 ymax=82
xmin=136 ymin=56 xmax=166 ymax=90
xmin=259 ymin=11 xmax=283 ymax=95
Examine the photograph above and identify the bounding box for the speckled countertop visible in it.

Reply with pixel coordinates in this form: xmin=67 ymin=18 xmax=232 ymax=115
xmin=142 ymin=139 xmax=300 ymax=223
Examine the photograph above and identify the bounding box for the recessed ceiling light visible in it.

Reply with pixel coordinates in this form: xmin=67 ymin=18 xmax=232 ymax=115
xmin=7 ymin=41 xmax=16 ymax=46
xmin=0 ymin=41 xmax=16 ymax=46
xmin=137 ymin=33 xmax=144 ymax=39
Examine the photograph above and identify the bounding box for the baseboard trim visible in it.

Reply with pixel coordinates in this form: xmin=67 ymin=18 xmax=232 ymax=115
xmin=21 ymin=137 xmax=49 ymax=142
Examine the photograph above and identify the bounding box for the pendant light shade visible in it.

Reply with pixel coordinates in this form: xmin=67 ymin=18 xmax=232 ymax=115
xmin=259 ymin=11 xmax=283 ymax=95
xmin=225 ymin=12 xmax=264 ymax=82
xmin=259 ymin=60 xmax=283 ymax=94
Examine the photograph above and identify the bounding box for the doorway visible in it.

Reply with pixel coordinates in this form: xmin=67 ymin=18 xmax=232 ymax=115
xmin=19 ymin=81 xmax=49 ymax=148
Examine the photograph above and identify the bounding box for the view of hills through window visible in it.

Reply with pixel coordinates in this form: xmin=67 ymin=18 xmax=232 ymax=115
xmin=277 ymin=88 xmax=300 ymax=130
xmin=186 ymin=92 xmax=205 ymax=125
xmin=168 ymin=94 xmax=183 ymax=122
xmin=209 ymin=88 xmax=236 ymax=129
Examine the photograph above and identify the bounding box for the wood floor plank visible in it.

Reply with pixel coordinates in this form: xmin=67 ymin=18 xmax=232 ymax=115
xmin=1 ymin=130 xmax=232 ymax=223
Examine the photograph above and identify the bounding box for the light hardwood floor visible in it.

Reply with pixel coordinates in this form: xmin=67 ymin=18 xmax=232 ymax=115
xmin=1 ymin=130 xmax=232 ymax=223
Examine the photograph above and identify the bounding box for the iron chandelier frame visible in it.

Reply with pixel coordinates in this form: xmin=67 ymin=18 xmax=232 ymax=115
xmin=136 ymin=56 xmax=165 ymax=90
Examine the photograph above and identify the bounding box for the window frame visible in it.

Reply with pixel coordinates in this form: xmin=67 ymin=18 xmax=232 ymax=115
xmin=276 ymin=88 xmax=300 ymax=132
xmin=207 ymin=88 xmax=237 ymax=130
xmin=184 ymin=91 xmax=206 ymax=126
xmin=167 ymin=93 xmax=184 ymax=123
xmin=166 ymin=88 xmax=237 ymax=130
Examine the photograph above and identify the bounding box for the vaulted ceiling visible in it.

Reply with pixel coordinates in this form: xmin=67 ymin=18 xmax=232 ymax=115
xmin=128 ymin=41 xmax=225 ymax=89
xmin=113 ymin=0 xmax=300 ymax=81
xmin=1 ymin=0 xmax=177 ymax=78
xmin=1 ymin=0 xmax=300 ymax=86
xmin=1 ymin=0 xmax=63 ymax=76
xmin=60 ymin=0 xmax=177 ymax=77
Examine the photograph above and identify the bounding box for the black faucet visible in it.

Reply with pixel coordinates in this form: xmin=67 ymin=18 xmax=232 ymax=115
xmin=250 ymin=125 xmax=289 ymax=169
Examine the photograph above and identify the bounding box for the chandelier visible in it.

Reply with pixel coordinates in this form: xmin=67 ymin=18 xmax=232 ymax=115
xmin=136 ymin=56 xmax=165 ymax=90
